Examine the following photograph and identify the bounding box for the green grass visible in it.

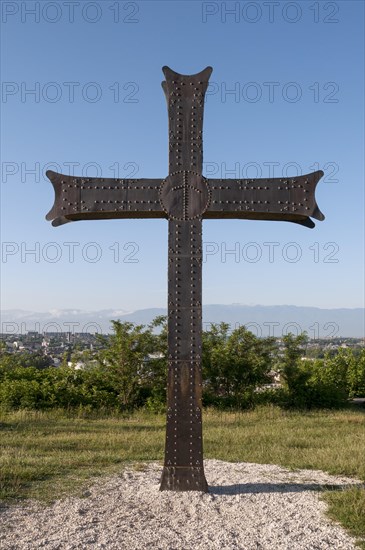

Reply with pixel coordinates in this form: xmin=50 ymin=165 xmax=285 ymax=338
xmin=325 ymin=487 xmax=365 ymax=549
xmin=1 ymin=406 xmax=364 ymax=546
xmin=0 ymin=408 xmax=166 ymax=502
xmin=203 ymin=406 xmax=365 ymax=479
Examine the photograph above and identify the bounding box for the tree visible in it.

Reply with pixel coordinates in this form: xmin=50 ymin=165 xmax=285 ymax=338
xmin=143 ymin=316 xmax=168 ymax=412
xmin=96 ymin=320 xmax=155 ymax=411
xmin=17 ymin=352 xmax=53 ymax=370
xmin=279 ymin=333 xmax=309 ymax=405
xmin=202 ymin=323 xmax=275 ymax=408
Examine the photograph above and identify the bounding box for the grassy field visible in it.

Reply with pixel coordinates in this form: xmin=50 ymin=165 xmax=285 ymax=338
xmin=1 ymin=406 xmax=364 ymax=547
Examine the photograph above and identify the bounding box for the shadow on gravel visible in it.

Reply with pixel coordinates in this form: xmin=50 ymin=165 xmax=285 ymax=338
xmin=209 ymin=482 xmax=363 ymax=495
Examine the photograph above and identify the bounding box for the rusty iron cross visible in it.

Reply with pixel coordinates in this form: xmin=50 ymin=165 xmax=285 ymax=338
xmin=46 ymin=66 xmax=324 ymax=492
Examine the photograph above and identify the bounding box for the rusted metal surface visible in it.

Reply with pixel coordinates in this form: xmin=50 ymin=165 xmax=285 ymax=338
xmin=46 ymin=66 xmax=325 ymax=492
xmin=205 ymin=172 xmax=324 ymax=228
xmin=160 ymin=218 xmax=207 ymax=491
xmin=159 ymin=66 xmax=211 ymax=491
xmin=46 ymin=174 xmax=164 ymax=226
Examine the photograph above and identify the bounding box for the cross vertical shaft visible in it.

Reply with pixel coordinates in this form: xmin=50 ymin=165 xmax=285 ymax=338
xmin=159 ymin=219 xmax=207 ymax=490
xmin=159 ymin=67 xmax=212 ymax=490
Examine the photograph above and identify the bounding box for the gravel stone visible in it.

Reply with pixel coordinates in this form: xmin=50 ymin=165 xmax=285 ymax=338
xmin=0 ymin=460 xmax=361 ymax=549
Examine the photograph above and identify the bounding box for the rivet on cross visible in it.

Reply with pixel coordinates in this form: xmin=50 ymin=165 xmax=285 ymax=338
xmin=46 ymin=66 xmax=324 ymax=492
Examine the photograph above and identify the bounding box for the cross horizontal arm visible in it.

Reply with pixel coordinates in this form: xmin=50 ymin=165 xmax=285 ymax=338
xmin=46 ymin=171 xmax=165 ymax=226
xmin=204 ymin=170 xmax=324 ymax=228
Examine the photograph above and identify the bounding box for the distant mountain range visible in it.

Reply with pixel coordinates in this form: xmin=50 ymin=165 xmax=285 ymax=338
xmin=1 ymin=305 xmax=364 ymax=338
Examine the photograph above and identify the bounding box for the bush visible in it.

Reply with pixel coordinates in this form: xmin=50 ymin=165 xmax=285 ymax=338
xmin=278 ymin=335 xmax=349 ymax=409
xmin=305 ymin=361 xmax=348 ymax=409
xmin=347 ymin=349 xmax=365 ymax=397
xmin=145 ymin=390 xmax=166 ymax=414
xmin=1 ymin=322 xmax=363 ymax=412
xmin=0 ymin=363 xmax=119 ymax=411
xmin=0 ymin=378 xmax=42 ymax=410
xmin=202 ymin=323 xmax=275 ymax=409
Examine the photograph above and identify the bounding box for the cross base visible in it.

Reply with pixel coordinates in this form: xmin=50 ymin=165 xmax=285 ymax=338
xmin=160 ymin=466 xmax=208 ymax=492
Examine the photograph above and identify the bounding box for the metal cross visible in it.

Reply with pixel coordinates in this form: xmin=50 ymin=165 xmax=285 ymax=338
xmin=46 ymin=66 xmax=324 ymax=492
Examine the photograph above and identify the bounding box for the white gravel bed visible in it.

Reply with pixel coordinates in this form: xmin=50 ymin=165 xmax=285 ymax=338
xmin=0 ymin=460 xmax=362 ymax=550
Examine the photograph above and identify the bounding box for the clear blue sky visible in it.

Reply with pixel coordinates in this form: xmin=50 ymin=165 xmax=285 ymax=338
xmin=1 ymin=0 xmax=364 ymax=312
